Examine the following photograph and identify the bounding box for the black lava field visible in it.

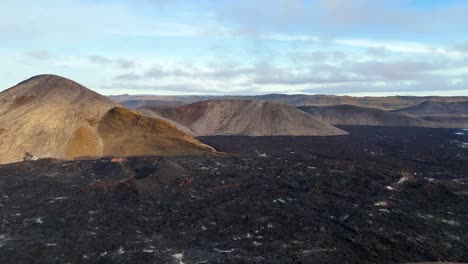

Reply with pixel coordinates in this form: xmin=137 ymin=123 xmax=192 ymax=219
xmin=1 ymin=126 xmax=467 ymax=263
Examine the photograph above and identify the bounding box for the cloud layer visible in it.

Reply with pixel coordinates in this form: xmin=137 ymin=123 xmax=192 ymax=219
xmin=0 ymin=0 xmax=467 ymax=96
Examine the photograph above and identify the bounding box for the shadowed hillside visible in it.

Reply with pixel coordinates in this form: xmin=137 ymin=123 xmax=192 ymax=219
xmin=394 ymin=101 xmax=468 ymax=116
xmin=393 ymin=101 xmax=468 ymax=128
xmin=298 ymin=105 xmax=437 ymax=127
xmin=418 ymin=116 xmax=468 ymax=128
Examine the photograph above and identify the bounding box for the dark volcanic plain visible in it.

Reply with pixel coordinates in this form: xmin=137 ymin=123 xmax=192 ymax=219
xmin=1 ymin=126 xmax=467 ymax=263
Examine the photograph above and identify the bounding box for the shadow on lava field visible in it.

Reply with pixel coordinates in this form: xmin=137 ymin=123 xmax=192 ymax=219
xmin=198 ymin=126 xmax=468 ymax=170
xmin=0 ymin=126 xmax=466 ymax=263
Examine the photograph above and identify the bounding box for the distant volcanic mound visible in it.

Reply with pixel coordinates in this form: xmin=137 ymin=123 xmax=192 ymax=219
xmin=0 ymin=75 xmax=214 ymax=164
xmin=298 ymin=105 xmax=437 ymax=128
xmin=393 ymin=100 xmax=468 ymax=117
xmin=139 ymin=100 xmax=348 ymax=136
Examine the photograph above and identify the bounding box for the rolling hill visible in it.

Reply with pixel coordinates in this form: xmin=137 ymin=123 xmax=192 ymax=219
xmin=298 ymin=105 xmax=437 ymax=127
xmin=139 ymin=99 xmax=348 ymax=136
xmin=393 ymin=101 xmax=468 ymax=128
xmin=393 ymin=100 xmax=468 ymax=117
xmin=0 ymin=75 xmax=214 ymax=164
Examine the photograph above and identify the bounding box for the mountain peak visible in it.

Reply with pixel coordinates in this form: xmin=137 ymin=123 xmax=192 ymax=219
xmin=17 ymin=74 xmax=68 ymax=83
xmin=0 ymin=74 xmax=117 ymax=109
xmin=10 ymin=74 xmax=87 ymax=94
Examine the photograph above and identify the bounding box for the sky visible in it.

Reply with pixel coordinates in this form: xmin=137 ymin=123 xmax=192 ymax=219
xmin=0 ymin=0 xmax=468 ymax=96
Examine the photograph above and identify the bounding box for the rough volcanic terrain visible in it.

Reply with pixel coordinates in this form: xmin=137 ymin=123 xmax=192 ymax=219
xmin=1 ymin=126 xmax=467 ymax=263
xmin=140 ymin=100 xmax=348 ymax=136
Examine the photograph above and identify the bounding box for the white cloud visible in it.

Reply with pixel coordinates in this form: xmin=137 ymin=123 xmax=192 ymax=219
xmin=335 ymin=39 xmax=465 ymax=58
xmin=315 ymin=0 xmax=468 ymax=35
xmin=105 ymin=22 xmax=228 ymax=38
xmin=1 ymin=0 xmax=467 ymax=96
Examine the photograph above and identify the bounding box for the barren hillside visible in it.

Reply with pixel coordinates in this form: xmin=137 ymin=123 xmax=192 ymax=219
xmin=394 ymin=101 xmax=468 ymax=116
xmin=393 ymin=101 xmax=468 ymax=128
xmin=140 ymin=100 xmax=348 ymax=136
xmin=98 ymin=107 xmax=215 ymax=156
xmin=0 ymin=75 xmax=214 ymax=164
xmin=298 ymin=105 xmax=437 ymax=127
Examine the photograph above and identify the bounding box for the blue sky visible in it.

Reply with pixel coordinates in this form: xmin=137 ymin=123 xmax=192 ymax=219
xmin=0 ymin=0 xmax=467 ymax=96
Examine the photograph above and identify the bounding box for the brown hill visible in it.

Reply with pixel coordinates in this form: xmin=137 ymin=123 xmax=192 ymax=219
xmin=393 ymin=101 xmax=468 ymax=117
xmin=0 ymin=75 xmax=214 ymax=164
xmin=139 ymin=100 xmax=348 ymax=136
xmin=98 ymin=107 xmax=214 ymax=156
xmin=393 ymin=101 xmax=468 ymax=128
xmin=298 ymin=105 xmax=437 ymax=127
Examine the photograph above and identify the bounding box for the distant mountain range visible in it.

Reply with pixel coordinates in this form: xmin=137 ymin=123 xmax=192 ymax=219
xmin=114 ymin=93 xmax=468 ymax=129
xmin=111 ymin=94 xmax=468 ymax=110
xmin=118 ymin=99 xmax=185 ymax=109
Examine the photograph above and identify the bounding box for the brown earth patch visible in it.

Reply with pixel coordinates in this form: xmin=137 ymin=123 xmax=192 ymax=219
xmin=11 ymin=95 xmax=36 ymax=109
xmin=65 ymin=126 xmax=100 ymax=159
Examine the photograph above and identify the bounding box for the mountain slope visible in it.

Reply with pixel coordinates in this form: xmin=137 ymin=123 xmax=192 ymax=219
xmin=393 ymin=101 xmax=468 ymax=117
xmin=418 ymin=116 xmax=468 ymax=128
xmin=0 ymin=74 xmax=119 ymax=163
xmin=0 ymin=75 xmax=214 ymax=164
xmin=140 ymin=100 xmax=348 ymax=136
xmin=298 ymin=105 xmax=437 ymax=127
xmin=98 ymin=107 xmax=214 ymax=156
